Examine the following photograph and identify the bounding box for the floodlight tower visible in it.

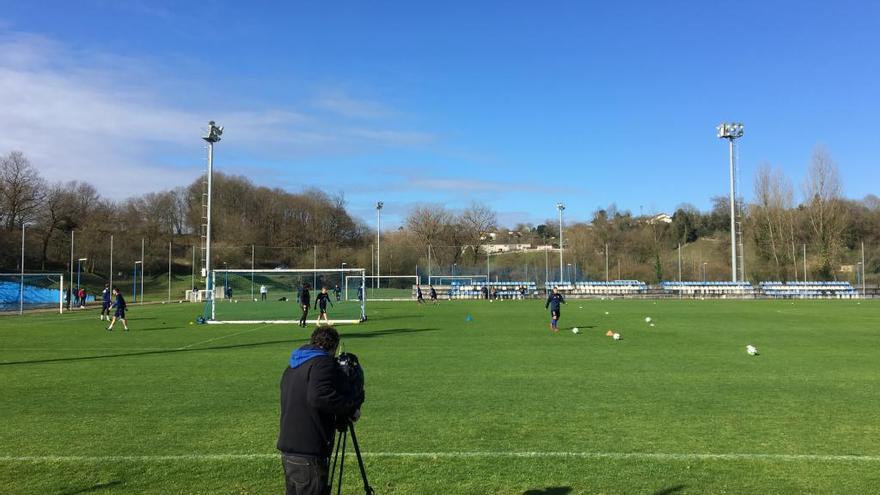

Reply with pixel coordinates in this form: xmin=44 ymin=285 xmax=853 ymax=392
xmin=556 ymin=203 xmax=565 ymax=282
xmin=717 ymin=122 xmax=744 ymax=282
xmin=202 ymin=121 xmax=223 ymax=301
xmin=376 ymin=201 xmax=383 ymax=289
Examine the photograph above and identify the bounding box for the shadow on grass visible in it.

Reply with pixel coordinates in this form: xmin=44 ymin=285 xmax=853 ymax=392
xmin=523 ymin=487 xmax=571 ymax=495
xmin=0 ymin=327 xmax=438 ymax=366
xmin=58 ymin=480 xmax=122 ymax=494
xmin=651 ymin=485 xmax=686 ymax=495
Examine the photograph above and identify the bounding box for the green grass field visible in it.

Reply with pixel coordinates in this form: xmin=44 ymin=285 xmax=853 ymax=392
xmin=2 ymin=299 xmax=879 ymax=494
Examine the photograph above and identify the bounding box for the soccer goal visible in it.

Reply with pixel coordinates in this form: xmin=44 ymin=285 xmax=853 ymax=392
xmin=345 ymin=275 xmax=419 ymax=301
xmin=428 ymin=274 xmax=489 ymax=286
xmin=205 ymin=268 xmax=366 ymax=324
xmin=0 ymin=273 xmax=64 ymax=314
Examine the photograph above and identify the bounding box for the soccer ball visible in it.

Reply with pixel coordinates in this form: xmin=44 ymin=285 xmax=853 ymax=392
xmin=613 ymin=333 xmax=621 ymax=340
xmin=604 ymin=311 xmax=609 ymax=315
xmin=746 ymin=344 xmax=759 ymax=356
xmin=645 ymin=317 xmax=652 ymax=323
xmin=572 ymin=327 xmax=580 ymax=334
xmin=650 ymin=323 xmax=655 ymax=327
xmin=254 ymin=298 xmax=258 ymax=302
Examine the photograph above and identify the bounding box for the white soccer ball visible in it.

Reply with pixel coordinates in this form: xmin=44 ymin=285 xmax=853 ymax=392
xmin=645 ymin=317 xmax=652 ymax=323
xmin=746 ymin=345 xmax=759 ymax=356
xmin=254 ymin=298 xmax=258 ymax=302
xmin=650 ymin=323 xmax=655 ymax=327
xmin=604 ymin=311 xmax=609 ymax=315
xmin=613 ymin=333 xmax=621 ymax=340
xmin=572 ymin=327 xmax=580 ymax=334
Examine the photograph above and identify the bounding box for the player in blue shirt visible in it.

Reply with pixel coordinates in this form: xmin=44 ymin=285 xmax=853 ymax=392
xmin=106 ymin=287 xmax=129 ymax=331
xmin=314 ymin=287 xmax=334 ymax=326
xmin=99 ymin=283 xmax=112 ymax=321
xmin=544 ymin=287 xmax=565 ymax=333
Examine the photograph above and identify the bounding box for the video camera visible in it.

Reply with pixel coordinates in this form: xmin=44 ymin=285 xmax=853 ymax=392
xmin=337 ymin=352 xmax=365 ymax=409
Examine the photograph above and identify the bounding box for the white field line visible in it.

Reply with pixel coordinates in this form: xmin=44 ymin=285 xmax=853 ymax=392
xmin=1 ymin=451 xmax=879 ymax=463
xmin=176 ymin=324 xmax=270 ymax=350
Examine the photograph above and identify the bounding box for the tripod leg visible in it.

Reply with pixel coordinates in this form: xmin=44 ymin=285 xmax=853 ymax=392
xmin=329 ymin=429 xmax=344 ymax=494
xmin=337 ymin=431 xmax=347 ymax=495
xmin=348 ymin=423 xmax=375 ymax=495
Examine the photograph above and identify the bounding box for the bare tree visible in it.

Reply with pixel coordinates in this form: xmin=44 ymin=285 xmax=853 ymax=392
xmin=0 ymin=151 xmax=46 ymax=230
xmin=802 ymin=146 xmax=847 ymax=279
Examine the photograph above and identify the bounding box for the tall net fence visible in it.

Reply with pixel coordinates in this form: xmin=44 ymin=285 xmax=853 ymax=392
xmin=0 ymin=273 xmax=63 ymax=313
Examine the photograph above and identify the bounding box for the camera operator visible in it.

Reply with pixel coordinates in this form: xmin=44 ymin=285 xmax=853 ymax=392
xmin=278 ymin=327 xmax=363 ymax=495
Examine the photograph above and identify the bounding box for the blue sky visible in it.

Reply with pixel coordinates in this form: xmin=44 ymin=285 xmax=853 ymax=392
xmin=1 ymin=1 xmax=877 ymax=228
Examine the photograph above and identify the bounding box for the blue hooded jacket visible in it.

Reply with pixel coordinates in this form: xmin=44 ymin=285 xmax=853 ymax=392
xmin=289 ymin=345 xmax=329 ymax=369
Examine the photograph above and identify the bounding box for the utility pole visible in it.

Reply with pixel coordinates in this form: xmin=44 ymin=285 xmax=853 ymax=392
xmin=717 ymin=122 xmax=744 ymax=282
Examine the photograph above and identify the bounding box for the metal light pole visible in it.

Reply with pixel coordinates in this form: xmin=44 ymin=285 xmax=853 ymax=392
xmin=556 ymin=203 xmax=565 ymax=283
xmin=605 ymin=242 xmax=609 ymax=282
xmin=133 ymin=260 xmax=142 ymax=302
xmin=862 ymin=241 xmax=866 ymax=296
xmin=717 ymin=122 xmax=744 ymax=282
xmin=251 ymin=244 xmax=255 ymax=301
xmin=19 ymin=223 xmax=27 ymax=315
xmin=702 ymin=262 xmax=708 ymax=282
xmin=76 ymin=258 xmax=87 ymax=294
xmin=69 ymin=230 xmax=74 ymax=309
xmin=803 ymin=244 xmax=807 ymax=282
xmin=202 ymin=121 xmax=223 ymax=303
xmin=376 ymin=202 xmax=383 ymax=289
xmin=109 ymin=234 xmax=114 ymax=292
xmin=678 ymin=243 xmax=682 ymax=282
xmin=223 ymin=262 xmax=228 ymax=299
xmin=567 ymin=263 xmax=572 ymax=283
xmin=191 ymin=245 xmax=196 ymax=292
xmin=140 ymin=238 xmax=145 ymax=303
xmin=167 ymin=241 xmax=172 ymax=303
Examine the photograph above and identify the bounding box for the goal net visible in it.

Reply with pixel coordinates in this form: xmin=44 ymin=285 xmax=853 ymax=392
xmin=344 ymin=275 xmax=419 ymax=301
xmin=0 ymin=273 xmax=64 ymax=313
xmin=206 ymin=268 xmax=366 ymax=324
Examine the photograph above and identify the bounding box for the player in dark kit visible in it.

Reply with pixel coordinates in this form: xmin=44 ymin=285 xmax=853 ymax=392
xmin=544 ymin=287 xmax=565 ymax=333
xmin=106 ymin=287 xmax=129 ymax=331
xmin=298 ymin=284 xmax=311 ymax=328
xmin=416 ymin=285 xmax=425 ymax=304
xmin=333 ymin=284 xmax=341 ymax=302
xmin=99 ymin=283 xmax=112 ymax=321
xmin=314 ymin=287 xmax=334 ymax=326
xmin=429 ymin=285 xmax=438 ymax=304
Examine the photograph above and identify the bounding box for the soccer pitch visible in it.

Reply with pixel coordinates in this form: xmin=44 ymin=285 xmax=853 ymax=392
xmin=1 ymin=299 xmax=879 ymax=494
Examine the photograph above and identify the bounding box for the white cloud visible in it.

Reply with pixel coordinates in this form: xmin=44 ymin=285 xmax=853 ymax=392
xmin=0 ymin=31 xmax=436 ymax=198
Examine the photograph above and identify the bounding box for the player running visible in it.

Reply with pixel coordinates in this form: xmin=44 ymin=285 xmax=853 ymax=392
xmin=416 ymin=285 xmax=425 ymax=304
xmin=298 ymin=283 xmax=311 ymax=328
xmin=99 ymin=283 xmax=112 ymax=321
xmin=106 ymin=287 xmax=129 ymax=331
xmin=544 ymin=286 xmax=565 ymax=333
xmin=429 ymin=285 xmax=438 ymax=305
xmin=314 ymin=287 xmax=334 ymax=326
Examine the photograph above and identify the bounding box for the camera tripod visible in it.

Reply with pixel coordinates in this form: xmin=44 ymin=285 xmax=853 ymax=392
xmin=329 ymin=421 xmax=374 ymax=495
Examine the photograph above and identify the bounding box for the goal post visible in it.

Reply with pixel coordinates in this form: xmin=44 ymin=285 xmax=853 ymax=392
xmin=205 ymin=268 xmax=366 ymax=325
xmin=345 ymin=275 xmax=419 ymax=301
xmin=0 ymin=273 xmax=64 ymax=314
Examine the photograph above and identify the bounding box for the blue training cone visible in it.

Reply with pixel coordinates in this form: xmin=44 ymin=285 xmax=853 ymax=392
xmin=465 ymin=314 xmax=473 ymax=322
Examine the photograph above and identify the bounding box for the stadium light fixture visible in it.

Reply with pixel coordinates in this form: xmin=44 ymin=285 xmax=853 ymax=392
xmin=717 ymin=122 xmax=744 ymax=282
xmin=202 ymin=121 xmax=223 ymax=309
xmin=556 ymin=203 xmax=565 ymax=283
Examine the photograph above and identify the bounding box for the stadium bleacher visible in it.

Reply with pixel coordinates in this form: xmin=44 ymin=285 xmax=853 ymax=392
xmin=448 ymin=281 xmax=538 ymax=300
xmin=661 ymin=281 xmax=755 ymax=297
xmin=759 ymin=281 xmax=859 ymax=299
xmin=544 ymin=280 xmax=648 ymax=297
